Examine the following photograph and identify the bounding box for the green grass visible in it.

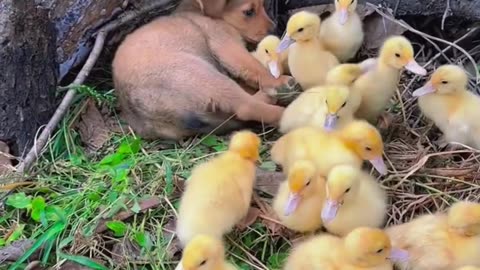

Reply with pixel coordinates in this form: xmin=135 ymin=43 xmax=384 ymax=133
xmin=0 ymin=85 xmax=288 ymax=269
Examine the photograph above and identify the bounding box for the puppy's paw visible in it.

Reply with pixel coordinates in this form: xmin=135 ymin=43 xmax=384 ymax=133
xmin=254 ymin=90 xmax=277 ymax=105
xmin=275 ymin=76 xmax=302 ymax=106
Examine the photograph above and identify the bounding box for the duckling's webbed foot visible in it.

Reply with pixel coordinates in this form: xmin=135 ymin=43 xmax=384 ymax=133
xmin=275 ymin=76 xmax=303 ymax=106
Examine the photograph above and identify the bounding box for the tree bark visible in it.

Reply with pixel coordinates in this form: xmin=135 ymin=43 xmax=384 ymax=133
xmin=284 ymin=0 xmax=480 ymax=21
xmin=47 ymin=0 xmax=180 ymax=81
xmin=0 ymin=1 xmax=58 ymax=156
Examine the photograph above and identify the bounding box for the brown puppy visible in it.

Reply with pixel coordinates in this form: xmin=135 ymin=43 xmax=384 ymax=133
xmin=112 ymin=0 xmax=296 ymax=140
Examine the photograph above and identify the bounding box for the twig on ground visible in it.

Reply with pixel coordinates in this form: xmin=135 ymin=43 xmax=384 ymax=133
xmin=441 ymin=0 xmax=451 ymax=30
xmin=226 ymin=236 xmax=268 ymax=270
xmin=16 ymin=0 xmax=178 ymax=174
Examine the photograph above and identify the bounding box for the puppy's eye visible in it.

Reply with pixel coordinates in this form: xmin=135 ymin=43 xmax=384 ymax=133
xmin=395 ymin=53 xmax=401 ymax=58
xmin=376 ymin=248 xmax=384 ymax=254
xmin=298 ymin=27 xmax=304 ymax=32
xmin=441 ymin=80 xmax=448 ymax=84
xmin=345 ymin=188 xmax=351 ymax=193
xmin=365 ymin=146 xmax=372 ymax=151
xmin=243 ymin=8 xmax=255 ymax=17
xmin=199 ymin=260 xmax=207 ymax=266
xmin=341 ymin=102 xmax=347 ymax=108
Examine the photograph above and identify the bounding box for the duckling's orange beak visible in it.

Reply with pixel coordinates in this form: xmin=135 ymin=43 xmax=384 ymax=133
xmin=324 ymin=113 xmax=338 ymax=132
xmin=321 ymin=199 xmax=340 ymax=223
xmin=412 ymin=81 xmax=435 ymax=97
xmin=404 ymin=60 xmax=427 ymax=76
xmin=277 ymin=35 xmax=295 ymax=53
xmin=387 ymin=248 xmax=410 ymax=263
xmin=284 ymin=192 xmax=301 ymax=216
xmin=369 ymin=156 xmax=387 ymax=175
xmin=338 ymin=8 xmax=349 ymax=25
xmin=267 ymin=60 xmax=281 ymax=78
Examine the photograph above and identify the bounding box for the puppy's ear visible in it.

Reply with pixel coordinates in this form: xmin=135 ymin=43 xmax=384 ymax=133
xmin=196 ymin=0 xmax=227 ymax=17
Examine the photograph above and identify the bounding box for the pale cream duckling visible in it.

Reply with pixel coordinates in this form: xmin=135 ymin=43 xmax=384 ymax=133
xmin=277 ymin=11 xmax=339 ymax=89
xmin=412 ymin=65 xmax=480 ymax=149
xmin=175 ymin=235 xmax=236 ymax=270
xmin=354 ymin=35 xmax=427 ymax=123
xmin=319 ymin=0 xmax=364 ymax=62
xmin=273 ymin=160 xmax=326 ymax=232
xmin=386 ymin=201 xmax=480 ymax=270
xmin=252 ymin=35 xmax=290 ymax=78
xmin=321 ymin=165 xmax=387 ymax=236
xmin=284 ymin=227 xmax=409 ymax=270
xmin=271 ymin=119 xmax=388 ymax=177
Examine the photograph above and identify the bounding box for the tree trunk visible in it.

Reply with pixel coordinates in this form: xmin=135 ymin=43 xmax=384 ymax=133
xmin=284 ymin=0 xmax=480 ymax=21
xmin=0 ymin=1 xmax=58 ymax=156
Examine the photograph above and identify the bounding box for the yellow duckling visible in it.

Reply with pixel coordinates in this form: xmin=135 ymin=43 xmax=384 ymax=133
xmin=412 ymin=64 xmax=480 ymax=149
xmin=321 ymin=165 xmax=387 ymax=236
xmin=325 ymin=62 xmax=371 ymax=86
xmin=319 ymin=0 xmax=364 ymax=62
xmin=386 ymin=201 xmax=480 ymax=270
xmin=279 ymin=84 xmax=358 ymax=133
xmin=175 ymin=234 xmax=236 ymax=270
xmin=279 ymin=63 xmax=373 ymax=133
xmin=271 ymin=119 xmax=387 ymax=176
xmin=277 ymin=11 xmax=339 ymax=89
xmin=284 ymin=227 xmax=409 ymax=269
xmin=353 ymin=35 xmax=427 ymax=123
xmin=252 ymin=35 xmax=289 ymax=78
xmin=176 ymin=131 xmax=260 ymax=246
xmin=272 ymin=160 xmax=326 ymax=232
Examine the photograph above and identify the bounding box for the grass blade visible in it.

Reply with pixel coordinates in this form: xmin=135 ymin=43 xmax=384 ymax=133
xmin=41 ymin=238 xmax=55 ymax=265
xmin=8 ymin=221 xmax=66 ymax=270
xmin=58 ymin=252 xmax=109 ymax=270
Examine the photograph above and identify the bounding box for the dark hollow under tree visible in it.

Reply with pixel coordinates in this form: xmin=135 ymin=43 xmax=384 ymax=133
xmin=0 ymin=1 xmax=58 ymax=157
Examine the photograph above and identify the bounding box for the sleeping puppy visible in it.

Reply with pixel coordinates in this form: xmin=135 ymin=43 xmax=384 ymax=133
xmin=112 ymin=0 xmax=298 ymax=140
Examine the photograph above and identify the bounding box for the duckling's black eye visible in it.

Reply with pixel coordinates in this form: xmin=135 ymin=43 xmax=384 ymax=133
xmin=345 ymin=188 xmax=351 ymax=193
xmin=441 ymin=81 xmax=448 ymax=84
xmin=298 ymin=27 xmax=304 ymax=32
xmin=365 ymin=147 xmax=372 ymax=151
xmin=265 ymin=49 xmax=269 ymax=54
xmin=306 ymin=180 xmax=311 ymax=186
xmin=376 ymin=248 xmax=384 ymax=254
xmin=243 ymin=8 xmax=255 ymax=17
xmin=395 ymin=53 xmax=401 ymax=58
xmin=341 ymin=102 xmax=347 ymax=108
xmin=199 ymin=260 xmax=207 ymax=266
xmin=351 ymin=0 xmax=355 ymax=4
